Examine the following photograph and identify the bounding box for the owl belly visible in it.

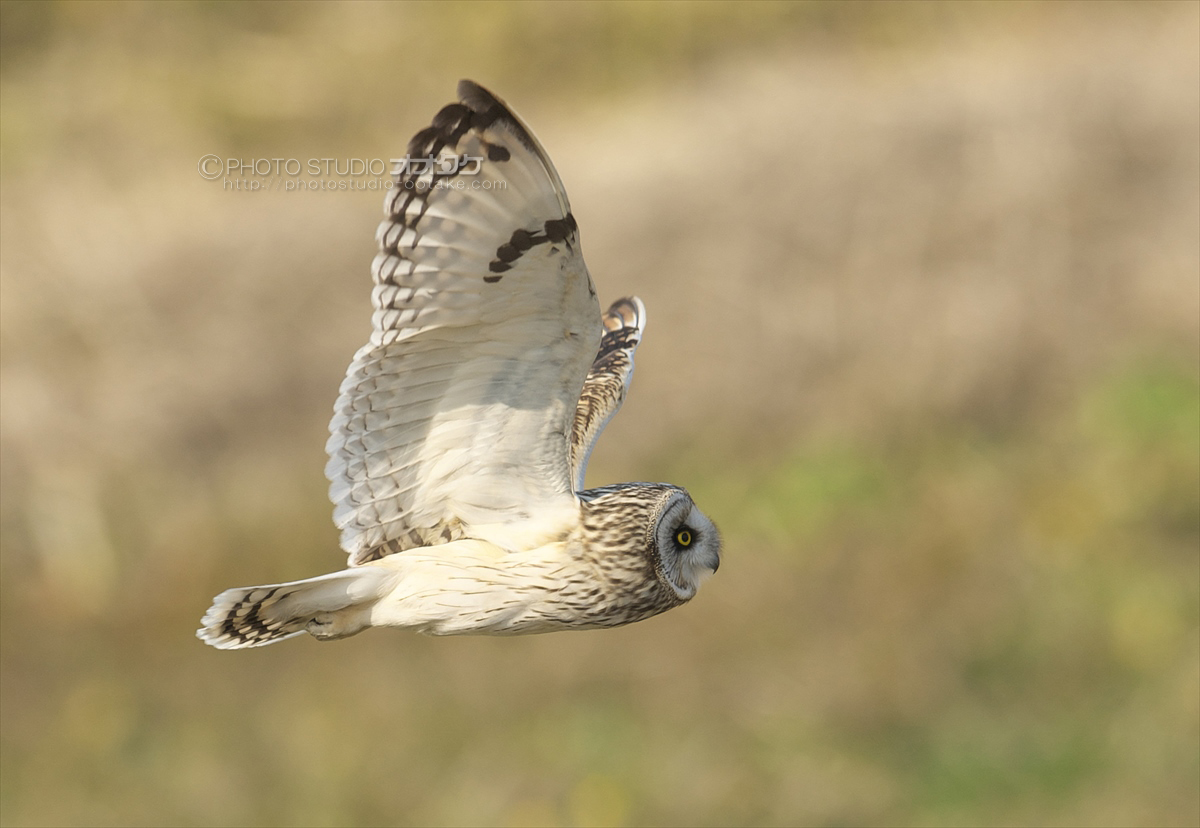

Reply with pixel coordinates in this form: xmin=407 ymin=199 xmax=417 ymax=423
xmin=365 ymin=537 xmax=675 ymax=635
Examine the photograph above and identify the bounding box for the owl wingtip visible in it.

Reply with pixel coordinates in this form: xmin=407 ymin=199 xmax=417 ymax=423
xmin=604 ymin=296 xmax=647 ymax=334
xmin=456 ymin=78 xmax=486 ymax=99
xmin=457 ymin=80 xmax=504 ymax=112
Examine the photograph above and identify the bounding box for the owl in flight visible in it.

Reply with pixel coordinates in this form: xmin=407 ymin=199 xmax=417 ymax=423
xmin=198 ymin=81 xmax=720 ymax=648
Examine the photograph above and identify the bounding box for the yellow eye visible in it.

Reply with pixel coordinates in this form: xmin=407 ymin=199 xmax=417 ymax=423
xmin=675 ymin=528 xmax=692 ymax=547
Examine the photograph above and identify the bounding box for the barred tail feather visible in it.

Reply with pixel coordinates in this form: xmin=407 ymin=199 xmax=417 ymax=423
xmin=197 ymin=567 xmax=398 ymax=649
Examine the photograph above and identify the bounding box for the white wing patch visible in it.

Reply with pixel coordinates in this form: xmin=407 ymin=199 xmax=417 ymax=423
xmin=326 ymin=81 xmax=602 ymax=566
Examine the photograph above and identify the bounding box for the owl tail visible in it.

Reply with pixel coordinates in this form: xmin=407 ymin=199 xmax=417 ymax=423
xmin=197 ymin=566 xmax=399 ymax=649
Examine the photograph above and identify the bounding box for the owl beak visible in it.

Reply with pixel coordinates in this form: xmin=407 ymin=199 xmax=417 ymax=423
xmin=703 ymin=547 xmax=720 ymax=574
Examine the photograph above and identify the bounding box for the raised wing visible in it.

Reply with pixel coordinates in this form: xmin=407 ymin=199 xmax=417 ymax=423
xmin=326 ymin=81 xmax=602 ymax=566
xmin=569 ymin=297 xmax=646 ymax=491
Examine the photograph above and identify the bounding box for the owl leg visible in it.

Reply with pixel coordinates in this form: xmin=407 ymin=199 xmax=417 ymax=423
xmin=306 ymin=608 xmax=373 ymax=641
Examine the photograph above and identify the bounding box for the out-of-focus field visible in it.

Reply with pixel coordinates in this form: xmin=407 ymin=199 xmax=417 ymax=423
xmin=1 ymin=2 xmax=1197 ymax=826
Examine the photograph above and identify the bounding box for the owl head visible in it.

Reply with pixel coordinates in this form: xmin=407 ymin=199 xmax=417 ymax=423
xmin=580 ymin=482 xmax=721 ymax=604
xmin=649 ymin=487 xmax=721 ymax=600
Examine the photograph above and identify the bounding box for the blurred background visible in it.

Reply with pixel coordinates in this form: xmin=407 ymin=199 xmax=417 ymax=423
xmin=1 ymin=2 xmax=1197 ymax=826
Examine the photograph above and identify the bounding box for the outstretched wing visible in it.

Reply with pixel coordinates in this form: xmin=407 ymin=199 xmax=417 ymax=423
xmin=326 ymin=80 xmax=602 ymax=566
xmin=569 ymin=297 xmax=646 ymax=491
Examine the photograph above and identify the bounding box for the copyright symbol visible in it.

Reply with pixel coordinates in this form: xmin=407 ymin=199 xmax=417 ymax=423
xmin=197 ymin=155 xmax=223 ymax=180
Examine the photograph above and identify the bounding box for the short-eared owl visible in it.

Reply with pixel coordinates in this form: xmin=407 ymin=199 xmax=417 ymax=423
xmin=198 ymin=81 xmax=720 ymax=648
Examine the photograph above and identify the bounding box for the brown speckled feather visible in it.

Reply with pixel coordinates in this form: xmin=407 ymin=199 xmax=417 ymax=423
xmin=570 ymin=297 xmax=646 ymax=491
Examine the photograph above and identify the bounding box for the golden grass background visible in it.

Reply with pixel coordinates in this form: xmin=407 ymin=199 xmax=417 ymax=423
xmin=1 ymin=2 xmax=1197 ymax=826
